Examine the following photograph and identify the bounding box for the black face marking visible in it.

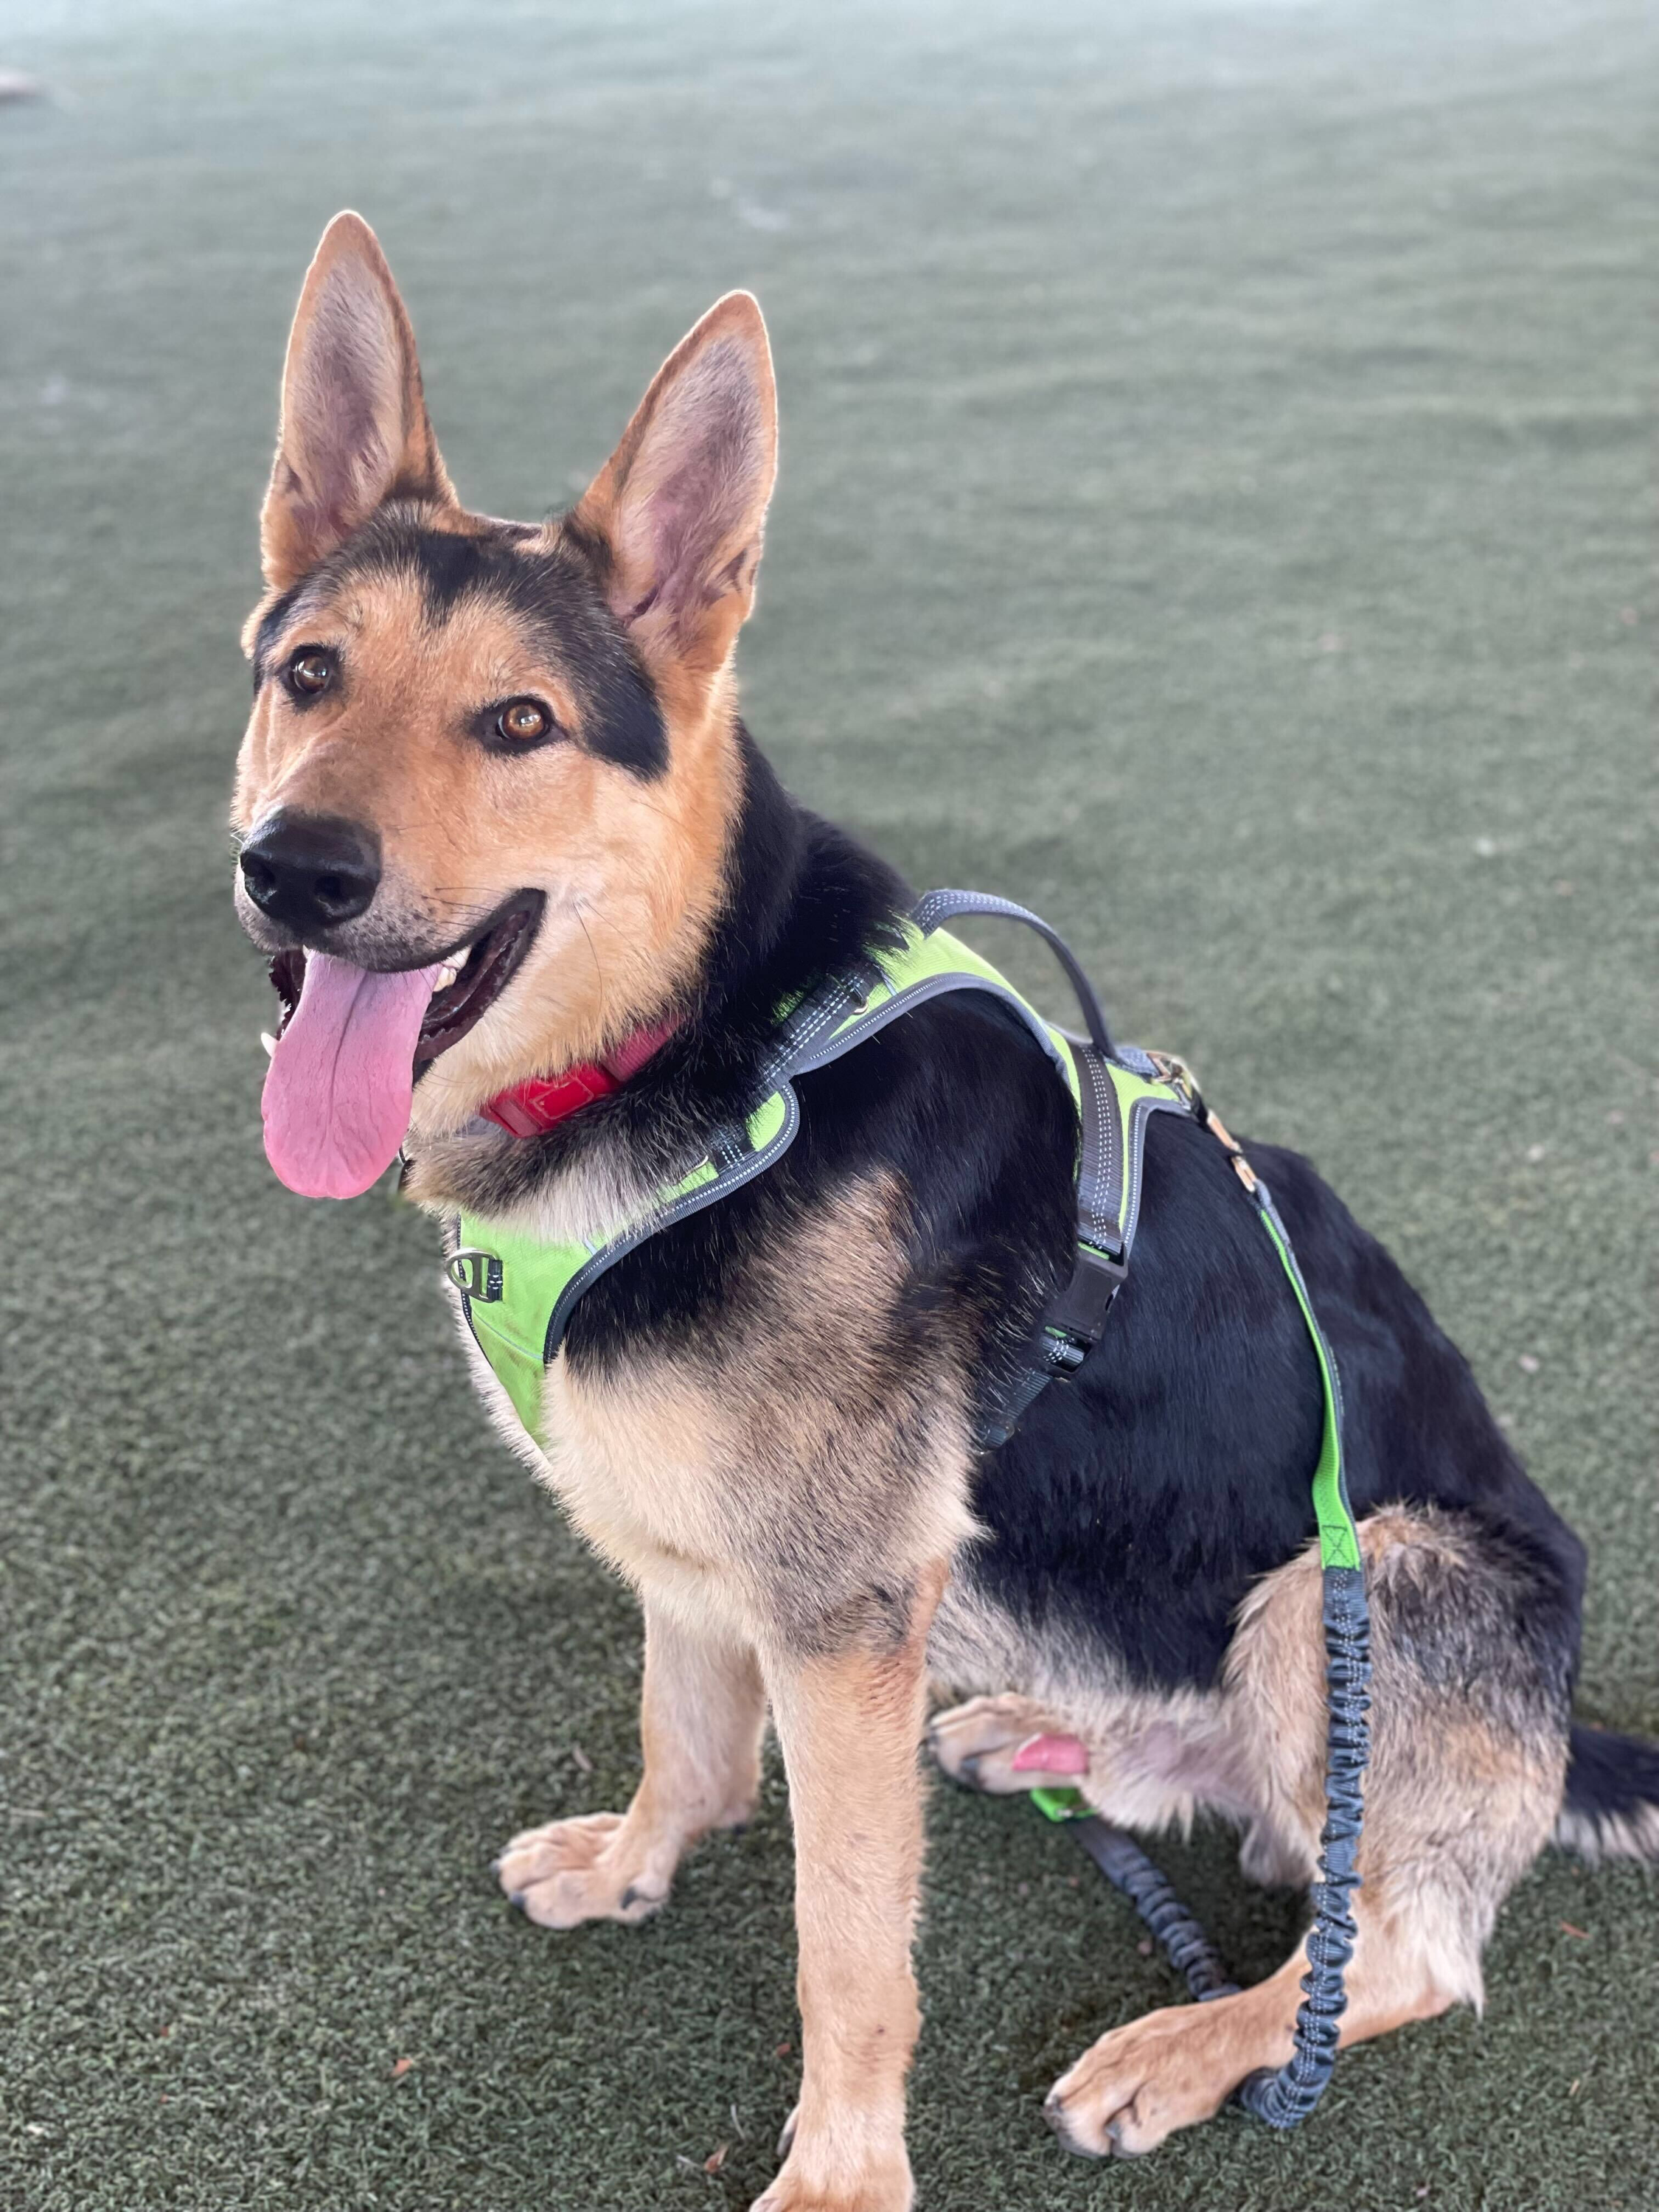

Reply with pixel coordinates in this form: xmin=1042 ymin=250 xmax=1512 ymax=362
xmin=260 ymin=508 xmax=669 ymax=777
xmin=251 ymin=580 xmax=305 ymax=693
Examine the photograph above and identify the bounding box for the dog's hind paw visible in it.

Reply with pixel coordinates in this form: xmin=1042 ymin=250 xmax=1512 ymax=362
xmin=493 ymin=1810 xmax=674 ymax=1930
xmin=927 ymin=1694 xmax=1085 ymax=1793
xmin=1044 ymin=1998 xmax=1257 ymax=2156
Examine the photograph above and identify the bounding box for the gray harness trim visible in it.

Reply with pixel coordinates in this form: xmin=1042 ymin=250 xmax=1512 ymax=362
xmin=544 ymin=1085 xmax=804 ymax=1358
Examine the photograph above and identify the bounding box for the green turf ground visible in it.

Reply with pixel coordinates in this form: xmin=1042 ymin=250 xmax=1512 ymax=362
xmin=2 ymin=2 xmax=1655 ymax=2206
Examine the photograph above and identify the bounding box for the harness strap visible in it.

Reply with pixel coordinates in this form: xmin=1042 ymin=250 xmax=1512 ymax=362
xmin=904 ymin=893 xmax=1186 ymax=1443
xmin=910 ymin=888 xmax=1119 ymax=1060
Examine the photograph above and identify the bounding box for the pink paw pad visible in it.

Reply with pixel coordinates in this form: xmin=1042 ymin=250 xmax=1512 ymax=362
xmin=1012 ymin=1732 xmax=1089 ymax=1775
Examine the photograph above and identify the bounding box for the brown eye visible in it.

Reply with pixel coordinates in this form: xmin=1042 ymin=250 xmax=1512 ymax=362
xmin=495 ymin=699 xmax=551 ymax=743
xmin=287 ymin=648 xmax=335 ymax=696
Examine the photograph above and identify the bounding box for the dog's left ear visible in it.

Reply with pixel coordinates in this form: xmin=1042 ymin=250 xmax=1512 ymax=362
xmin=573 ymin=292 xmax=777 ymax=681
xmin=260 ymin=211 xmax=454 ymax=590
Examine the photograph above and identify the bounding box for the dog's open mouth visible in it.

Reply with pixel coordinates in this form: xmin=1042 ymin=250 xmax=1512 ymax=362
xmin=267 ymin=894 xmax=543 ymax=1068
xmin=260 ymin=894 xmax=543 ymax=1202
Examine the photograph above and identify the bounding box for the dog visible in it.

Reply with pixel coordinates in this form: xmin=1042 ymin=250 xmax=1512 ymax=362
xmin=231 ymin=212 xmax=1658 ymax=2211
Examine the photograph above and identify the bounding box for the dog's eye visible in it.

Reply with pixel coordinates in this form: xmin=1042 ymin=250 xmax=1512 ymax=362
xmin=495 ymin=699 xmax=552 ymax=744
xmin=287 ymin=648 xmax=335 ymax=697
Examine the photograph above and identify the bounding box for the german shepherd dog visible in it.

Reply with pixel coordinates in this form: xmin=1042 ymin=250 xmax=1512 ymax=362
xmin=232 ymin=215 xmax=1658 ymax=2210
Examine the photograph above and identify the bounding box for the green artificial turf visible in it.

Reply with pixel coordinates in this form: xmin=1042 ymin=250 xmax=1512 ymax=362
xmin=2 ymin=2 xmax=1655 ymax=2206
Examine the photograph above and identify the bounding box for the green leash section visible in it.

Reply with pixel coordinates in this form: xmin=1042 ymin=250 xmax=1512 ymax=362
xmin=445 ymin=887 xmax=1371 ymax=2130
xmin=1256 ymin=1202 xmax=1360 ymax=1573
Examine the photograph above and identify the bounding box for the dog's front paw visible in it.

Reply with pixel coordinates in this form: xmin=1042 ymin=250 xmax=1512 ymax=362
xmin=493 ymin=1810 xmax=672 ymax=1930
xmin=748 ymin=2140 xmax=912 ymax=2212
xmin=1044 ymin=2002 xmax=1240 ymax=2157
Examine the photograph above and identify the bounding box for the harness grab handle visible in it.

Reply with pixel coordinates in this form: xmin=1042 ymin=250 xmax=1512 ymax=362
xmin=911 ymin=888 xmax=1119 ymax=1062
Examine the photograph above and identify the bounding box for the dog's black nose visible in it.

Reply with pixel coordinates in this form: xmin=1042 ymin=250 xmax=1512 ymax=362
xmin=239 ymin=811 xmax=380 ymax=935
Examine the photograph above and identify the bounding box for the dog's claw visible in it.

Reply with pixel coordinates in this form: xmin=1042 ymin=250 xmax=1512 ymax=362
xmin=1044 ymin=2090 xmax=1094 ymax=2157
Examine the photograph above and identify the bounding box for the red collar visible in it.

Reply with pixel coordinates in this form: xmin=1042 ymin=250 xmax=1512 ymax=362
xmin=478 ymin=1016 xmax=681 ymax=1139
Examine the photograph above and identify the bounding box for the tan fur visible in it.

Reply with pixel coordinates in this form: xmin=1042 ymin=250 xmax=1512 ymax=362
xmin=926 ymin=1683 xmax=1259 ymax=1843
xmin=1044 ymin=1910 xmax=1458 ymax=2157
xmin=1227 ymin=1505 xmax=1568 ymax=1976
xmin=530 ymin=1175 xmax=978 ymax=1652
xmin=245 ymin=223 xmax=931 ymax=2204
xmin=573 ymin=291 xmax=777 ymax=681
xmin=485 ymin=1171 xmax=972 ymax=2208
xmin=236 ymin=540 xmax=742 ymax=1138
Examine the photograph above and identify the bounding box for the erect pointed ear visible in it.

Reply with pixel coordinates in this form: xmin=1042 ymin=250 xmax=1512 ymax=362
xmin=572 ymin=292 xmax=777 ymax=679
xmin=259 ymin=212 xmax=453 ymax=589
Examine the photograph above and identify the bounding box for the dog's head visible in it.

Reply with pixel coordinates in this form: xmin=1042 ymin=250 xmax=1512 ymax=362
xmin=233 ymin=212 xmax=776 ymax=1198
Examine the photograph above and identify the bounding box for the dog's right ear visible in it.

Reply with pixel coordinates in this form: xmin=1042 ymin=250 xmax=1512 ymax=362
xmin=259 ymin=212 xmax=453 ymax=590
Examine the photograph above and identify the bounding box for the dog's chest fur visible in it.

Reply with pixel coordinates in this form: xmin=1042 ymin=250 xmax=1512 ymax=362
xmin=442 ymin=1160 xmax=981 ymax=1653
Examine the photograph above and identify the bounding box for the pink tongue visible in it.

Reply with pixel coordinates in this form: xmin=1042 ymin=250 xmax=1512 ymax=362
xmin=262 ymin=953 xmax=442 ymax=1200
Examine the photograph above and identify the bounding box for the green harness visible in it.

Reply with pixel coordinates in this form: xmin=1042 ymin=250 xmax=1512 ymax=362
xmin=445 ymin=888 xmax=1370 ymax=2129
xmin=447 ymin=886 xmax=1352 ymax=1570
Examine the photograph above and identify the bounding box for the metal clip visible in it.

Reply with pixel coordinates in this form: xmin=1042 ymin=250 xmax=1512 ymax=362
xmin=1147 ymin=1048 xmax=1203 ymax=1113
xmin=446 ymin=1248 xmax=503 ymax=1302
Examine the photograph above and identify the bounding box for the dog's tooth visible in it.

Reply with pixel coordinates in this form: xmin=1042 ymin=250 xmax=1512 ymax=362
xmin=434 ymin=963 xmax=459 ymax=992
xmin=260 ymin=1030 xmax=277 ymax=1058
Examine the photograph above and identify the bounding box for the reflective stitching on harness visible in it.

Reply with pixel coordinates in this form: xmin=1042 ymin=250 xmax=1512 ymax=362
xmin=1079 ymin=1040 xmax=1119 ymax=1240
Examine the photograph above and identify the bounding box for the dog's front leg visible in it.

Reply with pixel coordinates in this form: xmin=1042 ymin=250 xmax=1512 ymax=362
xmin=752 ymin=1568 xmax=944 ymax=2212
xmin=495 ymin=1600 xmax=765 ymax=1927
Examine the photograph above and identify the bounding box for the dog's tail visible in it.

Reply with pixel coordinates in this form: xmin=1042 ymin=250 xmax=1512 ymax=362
xmin=1554 ymin=1721 xmax=1659 ymax=1865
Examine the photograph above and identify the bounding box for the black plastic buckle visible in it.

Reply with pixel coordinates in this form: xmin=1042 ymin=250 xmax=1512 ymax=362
xmin=1078 ymin=1235 xmax=1128 ymax=1281
xmin=1042 ymin=1239 xmax=1127 ymax=1377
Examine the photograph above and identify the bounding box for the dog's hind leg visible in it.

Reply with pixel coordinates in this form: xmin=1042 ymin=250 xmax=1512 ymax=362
xmin=1044 ymin=1506 xmax=1573 ymax=2157
xmin=495 ymin=1599 xmax=765 ymax=1929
